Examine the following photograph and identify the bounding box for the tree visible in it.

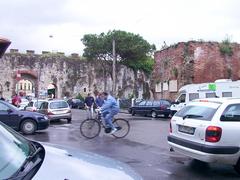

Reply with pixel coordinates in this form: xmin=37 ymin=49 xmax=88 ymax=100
xmin=81 ymin=30 xmax=155 ymax=96
xmin=82 ymin=30 xmax=155 ymax=73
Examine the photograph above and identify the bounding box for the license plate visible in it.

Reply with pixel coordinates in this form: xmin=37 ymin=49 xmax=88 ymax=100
xmin=178 ymin=125 xmax=195 ymax=135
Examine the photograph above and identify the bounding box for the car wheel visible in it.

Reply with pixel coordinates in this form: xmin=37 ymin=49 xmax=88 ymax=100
xmin=131 ymin=110 xmax=135 ymax=116
xmin=234 ymin=158 xmax=240 ymax=174
xmin=151 ymin=111 xmax=157 ymax=118
xmin=21 ymin=119 xmax=37 ymax=135
xmin=67 ymin=118 xmax=72 ymax=123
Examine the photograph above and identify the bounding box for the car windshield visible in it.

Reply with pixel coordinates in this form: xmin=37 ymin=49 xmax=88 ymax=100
xmin=50 ymin=101 xmax=68 ymax=109
xmin=0 ymin=122 xmax=32 ymax=179
xmin=175 ymin=105 xmax=218 ymax=121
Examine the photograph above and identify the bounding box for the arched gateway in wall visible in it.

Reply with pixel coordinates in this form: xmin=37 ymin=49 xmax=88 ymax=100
xmin=13 ymin=70 xmax=38 ymax=97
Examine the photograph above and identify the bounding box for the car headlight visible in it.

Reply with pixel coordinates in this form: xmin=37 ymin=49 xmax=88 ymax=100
xmin=44 ymin=115 xmax=48 ymax=120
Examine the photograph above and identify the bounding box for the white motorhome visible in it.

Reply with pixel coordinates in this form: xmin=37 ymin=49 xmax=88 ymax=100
xmin=170 ymin=79 xmax=240 ymax=114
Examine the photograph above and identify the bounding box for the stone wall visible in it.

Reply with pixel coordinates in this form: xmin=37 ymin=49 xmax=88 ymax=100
xmin=153 ymin=41 xmax=240 ymax=100
xmin=0 ymin=51 xmax=149 ymax=100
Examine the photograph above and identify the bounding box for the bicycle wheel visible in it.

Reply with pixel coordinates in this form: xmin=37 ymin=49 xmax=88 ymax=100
xmin=80 ymin=119 xmax=101 ymax=139
xmin=112 ymin=118 xmax=130 ymax=138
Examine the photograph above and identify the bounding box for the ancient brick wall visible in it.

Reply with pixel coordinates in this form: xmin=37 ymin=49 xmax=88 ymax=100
xmin=153 ymin=41 xmax=240 ymax=100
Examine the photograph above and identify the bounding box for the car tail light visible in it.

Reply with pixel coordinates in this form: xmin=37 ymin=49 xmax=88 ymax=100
xmin=205 ymin=126 xmax=222 ymax=142
xmin=169 ymin=121 xmax=172 ymax=133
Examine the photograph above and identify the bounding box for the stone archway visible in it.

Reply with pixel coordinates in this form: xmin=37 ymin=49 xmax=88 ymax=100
xmin=13 ymin=70 xmax=38 ymax=97
xmin=47 ymin=83 xmax=57 ymax=98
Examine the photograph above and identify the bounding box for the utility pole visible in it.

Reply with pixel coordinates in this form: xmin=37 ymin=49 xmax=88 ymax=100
xmin=112 ymin=38 xmax=116 ymax=96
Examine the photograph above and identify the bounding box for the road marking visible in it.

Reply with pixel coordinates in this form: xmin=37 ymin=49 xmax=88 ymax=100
xmin=155 ymin=168 xmax=172 ymax=175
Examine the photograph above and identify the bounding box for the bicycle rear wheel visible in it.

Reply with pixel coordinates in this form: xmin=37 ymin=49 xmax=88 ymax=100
xmin=112 ymin=118 xmax=130 ymax=138
xmin=80 ymin=119 xmax=101 ymax=139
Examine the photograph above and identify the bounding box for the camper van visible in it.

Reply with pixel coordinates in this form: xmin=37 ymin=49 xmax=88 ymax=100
xmin=170 ymin=79 xmax=240 ymax=114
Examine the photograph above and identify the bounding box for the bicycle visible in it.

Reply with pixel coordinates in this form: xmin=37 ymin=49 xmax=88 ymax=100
xmin=80 ymin=110 xmax=130 ymax=139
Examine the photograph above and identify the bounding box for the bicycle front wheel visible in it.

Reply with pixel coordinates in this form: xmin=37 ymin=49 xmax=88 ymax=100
xmin=112 ymin=118 xmax=130 ymax=138
xmin=80 ymin=119 xmax=101 ymax=139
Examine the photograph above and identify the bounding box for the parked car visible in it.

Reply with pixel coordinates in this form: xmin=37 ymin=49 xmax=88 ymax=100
xmin=129 ymin=99 xmax=171 ymax=118
xmin=67 ymin=98 xmax=85 ymax=109
xmin=38 ymin=99 xmax=72 ymax=123
xmin=25 ymin=99 xmax=47 ymax=112
xmin=168 ymin=98 xmax=240 ymax=174
xmin=19 ymin=98 xmax=29 ymax=110
xmin=0 ymin=121 xmax=142 ymax=180
xmin=0 ymin=100 xmax=49 ymax=134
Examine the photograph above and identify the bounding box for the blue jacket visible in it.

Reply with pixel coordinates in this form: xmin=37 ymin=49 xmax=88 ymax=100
xmin=101 ymin=95 xmax=119 ymax=113
xmin=95 ymin=97 xmax=104 ymax=107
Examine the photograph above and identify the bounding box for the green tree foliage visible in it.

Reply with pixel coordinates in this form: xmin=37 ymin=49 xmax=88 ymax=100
xmin=219 ymin=37 xmax=233 ymax=56
xmin=81 ymin=30 xmax=155 ymax=74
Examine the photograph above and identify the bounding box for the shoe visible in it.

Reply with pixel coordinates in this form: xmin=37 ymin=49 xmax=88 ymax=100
xmin=110 ymin=128 xmax=117 ymax=134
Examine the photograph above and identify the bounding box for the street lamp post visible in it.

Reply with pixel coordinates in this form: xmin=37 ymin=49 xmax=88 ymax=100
xmin=112 ymin=38 xmax=116 ymax=96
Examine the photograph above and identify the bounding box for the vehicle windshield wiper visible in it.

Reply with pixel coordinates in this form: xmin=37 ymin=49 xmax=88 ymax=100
xmin=8 ymin=146 xmax=44 ymax=180
xmin=183 ymin=114 xmax=203 ymax=120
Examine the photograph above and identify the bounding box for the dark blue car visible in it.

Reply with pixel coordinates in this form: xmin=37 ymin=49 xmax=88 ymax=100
xmin=130 ymin=99 xmax=172 ymax=118
xmin=0 ymin=100 xmax=49 ymax=134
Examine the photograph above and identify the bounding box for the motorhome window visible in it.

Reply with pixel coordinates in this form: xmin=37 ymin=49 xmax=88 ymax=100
xmin=189 ymin=93 xmax=199 ymax=101
xmin=206 ymin=92 xmax=216 ymax=98
xmin=178 ymin=94 xmax=186 ymax=103
xmin=222 ymin=92 xmax=232 ymax=97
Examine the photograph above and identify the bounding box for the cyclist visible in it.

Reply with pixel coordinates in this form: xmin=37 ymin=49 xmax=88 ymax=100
xmin=100 ymin=92 xmax=120 ymax=134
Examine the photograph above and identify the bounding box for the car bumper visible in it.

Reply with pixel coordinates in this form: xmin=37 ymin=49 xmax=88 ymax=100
xmin=37 ymin=119 xmax=50 ymax=130
xmin=48 ymin=113 xmax=72 ymax=121
xmin=168 ymin=135 xmax=240 ymax=165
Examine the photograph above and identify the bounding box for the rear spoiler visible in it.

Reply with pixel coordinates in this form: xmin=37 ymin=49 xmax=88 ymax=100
xmin=0 ymin=37 xmax=11 ymax=58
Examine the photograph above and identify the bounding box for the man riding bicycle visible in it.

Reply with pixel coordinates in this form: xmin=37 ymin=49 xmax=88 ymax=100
xmin=100 ymin=92 xmax=120 ymax=134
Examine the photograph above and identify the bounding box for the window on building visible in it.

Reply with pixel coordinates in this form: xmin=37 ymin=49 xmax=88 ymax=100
xmin=83 ymin=88 xmax=86 ymax=92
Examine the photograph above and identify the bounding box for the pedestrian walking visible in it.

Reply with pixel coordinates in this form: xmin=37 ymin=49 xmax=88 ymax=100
xmin=84 ymin=93 xmax=95 ymax=119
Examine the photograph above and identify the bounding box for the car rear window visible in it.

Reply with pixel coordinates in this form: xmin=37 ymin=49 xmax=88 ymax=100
xmin=34 ymin=101 xmax=45 ymax=108
xmin=50 ymin=101 xmax=68 ymax=109
xmin=175 ymin=105 xmax=218 ymax=121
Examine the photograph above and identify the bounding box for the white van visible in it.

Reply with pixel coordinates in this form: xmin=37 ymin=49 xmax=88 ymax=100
xmin=170 ymin=79 xmax=240 ymax=114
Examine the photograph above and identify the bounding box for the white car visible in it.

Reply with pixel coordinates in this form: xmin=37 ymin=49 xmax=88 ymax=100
xmin=19 ymin=98 xmax=29 ymax=110
xmin=168 ymin=98 xmax=240 ymax=174
xmin=0 ymin=121 xmax=142 ymax=180
xmin=25 ymin=99 xmax=47 ymax=112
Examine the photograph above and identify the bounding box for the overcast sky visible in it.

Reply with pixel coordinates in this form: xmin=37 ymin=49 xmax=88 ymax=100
xmin=1 ymin=0 xmax=240 ymax=55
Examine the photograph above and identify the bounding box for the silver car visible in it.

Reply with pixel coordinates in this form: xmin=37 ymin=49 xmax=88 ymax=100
xmin=38 ymin=99 xmax=72 ymax=123
xmin=0 ymin=122 xmax=142 ymax=180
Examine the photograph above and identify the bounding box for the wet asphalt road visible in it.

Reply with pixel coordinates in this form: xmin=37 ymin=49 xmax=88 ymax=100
xmin=26 ymin=109 xmax=240 ymax=180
